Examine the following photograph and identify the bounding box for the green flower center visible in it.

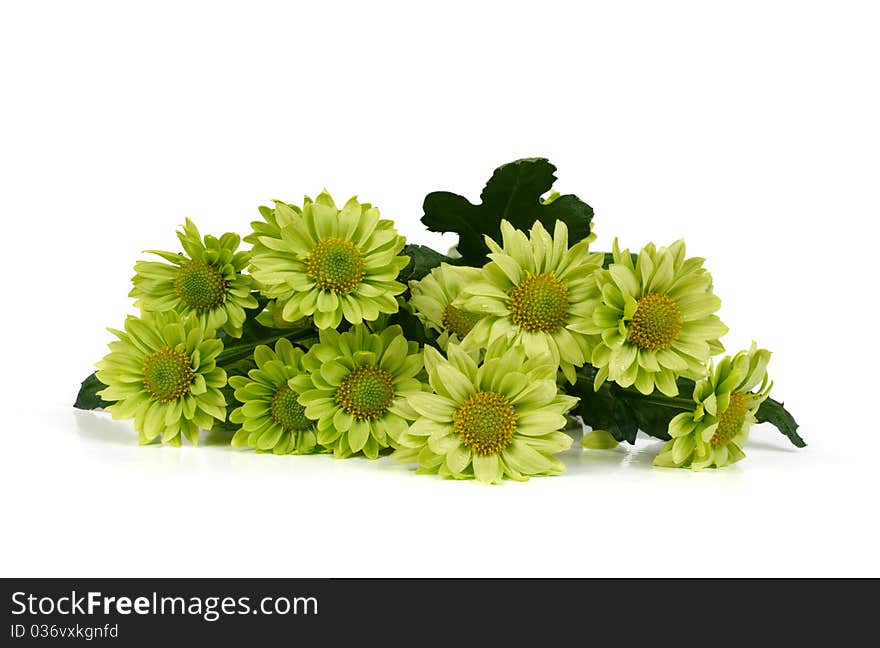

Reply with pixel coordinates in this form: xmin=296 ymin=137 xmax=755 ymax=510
xmin=336 ymin=366 xmax=395 ymax=420
xmin=307 ymin=237 xmax=365 ymax=294
xmin=509 ymin=273 xmax=569 ymax=333
xmin=174 ymin=260 xmax=227 ymax=310
xmin=453 ymin=391 xmax=517 ymax=455
xmin=442 ymin=305 xmax=482 ymax=339
xmin=628 ymin=293 xmax=682 ymax=350
xmin=270 ymin=386 xmax=312 ymax=431
xmin=142 ymin=347 xmax=194 ymax=403
xmin=711 ymin=393 xmax=748 ymax=447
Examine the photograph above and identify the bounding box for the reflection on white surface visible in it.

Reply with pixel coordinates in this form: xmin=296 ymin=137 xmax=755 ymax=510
xmin=742 ymin=438 xmax=800 ymax=454
xmin=70 ymin=408 xmax=785 ymax=481
xmin=73 ymin=409 xmax=139 ymax=446
xmin=564 ymin=440 xmax=660 ymax=473
xmin=72 ymin=408 xmax=417 ymax=480
xmin=1 ymin=405 xmax=873 ymax=579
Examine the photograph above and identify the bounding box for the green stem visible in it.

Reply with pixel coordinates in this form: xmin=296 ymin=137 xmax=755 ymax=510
xmin=611 ymin=389 xmax=694 ymax=411
xmin=216 ymin=327 xmax=313 ymax=366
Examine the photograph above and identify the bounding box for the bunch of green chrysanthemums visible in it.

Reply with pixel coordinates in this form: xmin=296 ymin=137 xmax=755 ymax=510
xmin=75 ymin=158 xmax=802 ymax=483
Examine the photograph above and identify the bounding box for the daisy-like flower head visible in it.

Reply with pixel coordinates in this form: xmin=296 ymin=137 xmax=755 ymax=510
xmin=456 ymin=220 xmax=604 ymax=383
xmin=654 ymin=344 xmax=773 ymax=470
xmin=393 ymin=339 xmax=578 ymax=484
xmin=573 ymin=239 xmax=728 ymax=396
xmin=290 ymin=324 xmax=425 ymax=459
xmin=409 ymin=263 xmax=485 ymax=349
xmin=95 ymin=311 xmax=227 ymax=446
xmin=249 ymin=191 xmax=410 ymax=330
xmin=228 ymin=338 xmax=319 ymax=455
xmin=130 ymin=218 xmax=257 ymax=338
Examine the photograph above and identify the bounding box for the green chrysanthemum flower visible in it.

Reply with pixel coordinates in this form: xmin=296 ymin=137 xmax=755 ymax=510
xmin=572 ymin=239 xmax=728 ymax=396
xmin=290 ymin=325 xmax=425 ymax=459
xmin=95 ymin=311 xmax=227 ymax=446
xmin=409 ymin=263 xmax=485 ymax=349
xmin=456 ymin=220 xmax=604 ymax=383
xmin=654 ymin=344 xmax=773 ymax=470
xmin=392 ymin=340 xmax=577 ymax=484
xmin=130 ymin=218 xmax=257 ymax=338
xmin=249 ymin=191 xmax=410 ymax=330
xmin=228 ymin=338 xmax=319 ymax=455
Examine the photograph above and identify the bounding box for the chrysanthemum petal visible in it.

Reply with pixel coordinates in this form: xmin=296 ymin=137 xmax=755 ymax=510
xmin=473 ymin=453 xmax=501 ymax=484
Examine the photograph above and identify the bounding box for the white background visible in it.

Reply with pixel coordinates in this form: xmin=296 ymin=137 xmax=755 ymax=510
xmin=1 ymin=1 xmax=878 ymax=577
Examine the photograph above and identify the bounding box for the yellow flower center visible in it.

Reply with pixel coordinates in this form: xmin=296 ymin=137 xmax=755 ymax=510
xmin=270 ymin=386 xmax=312 ymax=431
xmin=628 ymin=293 xmax=682 ymax=350
xmin=142 ymin=347 xmax=194 ymax=403
xmin=336 ymin=366 xmax=395 ymax=420
xmin=174 ymin=259 xmax=227 ymax=310
xmin=307 ymin=237 xmax=366 ymax=294
xmin=441 ymin=305 xmax=482 ymax=339
xmin=509 ymin=272 xmax=569 ymax=333
xmin=453 ymin=391 xmax=517 ymax=455
xmin=711 ymin=393 xmax=748 ymax=447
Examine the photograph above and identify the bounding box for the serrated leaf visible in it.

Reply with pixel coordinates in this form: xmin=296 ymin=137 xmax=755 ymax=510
xmin=569 ymin=366 xmax=805 ymax=448
xmin=397 ymin=244 xmax=454 ymax=283
xmin=756 ymin=397 xmax=806 ymax=448
xmin=421 ymin=158 xmax=594 ymax=266
xmin=74 ymin=372 xmax=110 ymax=410
xmin=570 ymin=365 xmax=689 ymax=444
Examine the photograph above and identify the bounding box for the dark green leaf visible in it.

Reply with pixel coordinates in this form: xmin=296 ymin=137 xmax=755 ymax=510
xmin=74 ymin=372 xmax=110 ymax=410
xmin=574 ymin=380 xmax=640 ymax=444
xmin=570 ymin=365 xmax=804 ymax=448
xmin=397 ymin=244 xmax=454 ymax=283
xmin=386 ymin=307 xmax=437 ymax=348
xmin=421 ymin=158 xmax=594 ymax=266
xmin=570 ymin=365 xmax=692 ymax=444
xmin=756 ymin=397 xmax=806 ymax=448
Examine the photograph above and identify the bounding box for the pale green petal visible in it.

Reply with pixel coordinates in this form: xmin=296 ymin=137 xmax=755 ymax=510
xmin=581 ymin=430 xmax=619 ymax=450
xmin=250 ymin=192 xmax=406 ymax=329
xmin=408 ymin=392 xmax=456 ymax=422
xmin=516 ymin=411 xmax=567 ymax=433
xmin=445 ymin=444 xmax=472 ymax=474
xmin=504 ymin=439 xmax=555 ymax=473
xmin=435 ymin=364 xmax=473 ymax=402
xmin=473 ymin=453 xmax=501 ymax=484
xmin=668 ymin=413 xmax=697 ymax=438
xmin=348 ymin=419 xmax=370 ymax=452
xmin=672 ymin=435 xmax=695 ymax=464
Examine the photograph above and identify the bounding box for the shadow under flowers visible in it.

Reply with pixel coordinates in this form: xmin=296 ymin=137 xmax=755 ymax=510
xmin=562 ymin=434 xmax=667 ymax=475
xmin=72 ymin=409 xmax=139 ymax=447
xmin=73 ymin=408 xmax=237 ymax=448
